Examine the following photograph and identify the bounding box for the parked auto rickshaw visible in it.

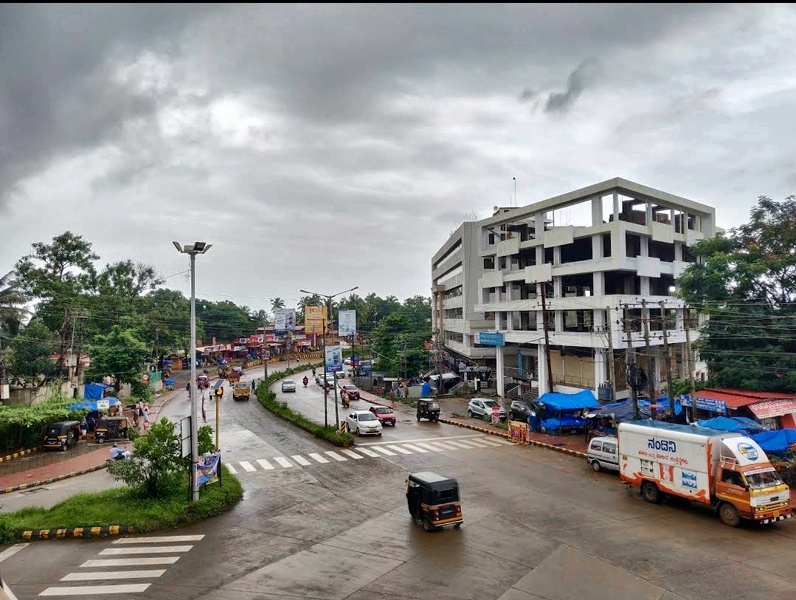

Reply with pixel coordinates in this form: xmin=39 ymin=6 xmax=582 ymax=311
xmin=95 ymin=416 xmax=131 ymax=444
xmin=227 ymin=366 xmax=243 ymax=383
xmin=43 ymin=421 xmax=82 ymax=451
xmin=416 ymin=399 xmax=440 ymax=422
xmin=406 ymin=471 xmax=463 ymax=531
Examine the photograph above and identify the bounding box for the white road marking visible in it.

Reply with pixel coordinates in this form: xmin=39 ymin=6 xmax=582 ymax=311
xmin=308 ymin=452 xmax=329 ymax=464
xmin=371 ymin=446 xmax=396 ymax=456
xmin=40 ymin=583 xmax=150 ymax=596
xmin=99 ymin=546 xmax=193 ymax=555
xmin=479 ymin=438 xmax=507 ymax=446
xmin=81 ymin=558 xmax=180 ymax=568
xmin=2 ymin=578 xmax=20 ymax=600
xmin=445 ymin=440 xmax=476 ymax=449
xmin=225 ymin=463 xmax=238 ymax=474
xmin=341 ymin=449 xmax=364 ymax=459
xmin=356 ymin=447 xmax=380 ymax=457
xmin=0 ymin=543 xmax=28 ymax=563
xmin=291 ymin=455 xmax=312 ymax=466
xmin=463 ymin=439 xmax=490 ymax=447
xmin=416 ymin=442 xmax=446 ymax=452
xmin=61 ymin=570 xmax=166 ymax=581
xmin=112 ymin=535 xmax=204 ymax=544
xmin=386 ymin=445 xmax=412 ymax=455
xmin=430 ymin=441 xmax=461 ymax=450
xmin=358 ymin=433 xmax=494 ymax=446
xmin=274 ymin=456 xmax=292 ymax=468
xmin=239 ymin=461 xmax=256 ymax=472
xmin=324 ymin=451 xmax=347 ymax=461
xmin=401 ymin=444 xmax=429 ymax=453
xmin=256 ymin=459 xmax=274 ymax=470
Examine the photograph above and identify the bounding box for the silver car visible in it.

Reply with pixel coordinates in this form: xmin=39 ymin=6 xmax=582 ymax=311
xmin=281 ymin=379 xmax=297 ymax=393
xmin=467 ymin=397 xmax=507 ymax=422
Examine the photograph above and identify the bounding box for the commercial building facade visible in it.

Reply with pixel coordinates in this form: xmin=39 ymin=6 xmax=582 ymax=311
xmin=431 ymin=177 xmax=715 ymax=402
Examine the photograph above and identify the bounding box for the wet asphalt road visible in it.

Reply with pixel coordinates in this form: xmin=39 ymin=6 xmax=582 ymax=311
xmin=3 ymin=363 xmax=796 ymax=600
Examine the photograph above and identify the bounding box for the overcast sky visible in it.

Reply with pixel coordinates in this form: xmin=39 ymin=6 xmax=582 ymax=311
xmin=2 ymin=4 xmax=795 ymax=313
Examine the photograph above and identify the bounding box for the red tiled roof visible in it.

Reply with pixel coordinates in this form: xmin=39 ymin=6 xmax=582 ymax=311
xmin=699 ymin=388 xmax=796 ymax=410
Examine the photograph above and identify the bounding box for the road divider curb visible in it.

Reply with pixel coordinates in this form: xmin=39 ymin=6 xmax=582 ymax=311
xmin=0 ymin=464 xmax=107 ymax=495
xmin=0 ymin=447 xmax=38 ymax=463
xmin=14 ymin=525 xmax=136 ymax=541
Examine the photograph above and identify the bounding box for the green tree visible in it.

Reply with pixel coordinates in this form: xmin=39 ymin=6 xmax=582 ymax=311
xmin=270 ymin=297 xmax=285 ymax=311
xmin=398 ymin=295 xmax=432 ymax=330
xmin=372 ymin=312 xmax=430 ymax=377
xmin=83 ymin=326 xmax=149 ymax=391
xmin=7 ymin=321 xmax=57 ymax=385
xmin=195 ymin=299 xmax=254 ymax=342
xmin=678 ymin=195 xmax=796 ymax=391
xmin=137 ymin=289 xmax=194 ymax=358
xmin=0 ymin=271 xmax=28 ymax=340
xmin=107 ymin=417 xmax=184 ymax=498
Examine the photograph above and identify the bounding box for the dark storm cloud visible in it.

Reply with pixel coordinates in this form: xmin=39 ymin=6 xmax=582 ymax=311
xmin=543 ymin=59 xmax=599 ymax=113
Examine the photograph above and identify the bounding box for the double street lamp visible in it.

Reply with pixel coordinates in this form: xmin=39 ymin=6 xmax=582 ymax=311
xmin=299 ymin=286 xmax=358 ymax=428
xmin=173 ymin=240 xmax=212 ymax=502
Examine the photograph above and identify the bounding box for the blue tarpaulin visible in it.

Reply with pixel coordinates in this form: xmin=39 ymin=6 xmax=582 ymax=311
xmin=68 ymin=397 xmax=121 ymax=412
xmin=749 ymin=429 xmax=796 ymax=454
xmin=537 ymin=389 xmax=600 ymax=411
xmin=698 ymin=416 xmax=766 ymax=434
xmin=83 ymin=382 xmax=112 ymax=400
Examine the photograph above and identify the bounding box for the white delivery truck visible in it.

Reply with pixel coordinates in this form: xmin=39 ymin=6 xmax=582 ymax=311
xmin=619 ymin=420 xmax=792 ymax=527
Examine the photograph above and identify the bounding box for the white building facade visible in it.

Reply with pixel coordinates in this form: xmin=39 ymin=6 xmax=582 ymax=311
xmin=431 ymin=178 xmax=715 ymax=401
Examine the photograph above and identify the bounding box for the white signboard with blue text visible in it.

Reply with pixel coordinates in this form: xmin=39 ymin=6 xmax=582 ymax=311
xmin=325 ymin=344 xmax=344 ymax=373
xmin=475 ymin=331 xmax=505 ymax=346
xmin=274 ymin=308 xmax=296 ymax=332
xmin=338 ymin=310 xmax=357 ymax=336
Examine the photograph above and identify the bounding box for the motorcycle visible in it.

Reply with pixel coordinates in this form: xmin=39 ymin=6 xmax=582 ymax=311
xmin=341 ymin=392 xmax=350 ymax=408
xmin=303 ymin=376 xmax=309 ymax=388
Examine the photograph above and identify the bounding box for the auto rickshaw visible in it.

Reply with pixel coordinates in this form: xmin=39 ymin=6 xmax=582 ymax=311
xmin=43 ymin=421 xmax=82 ymax=451
xmin=95 ymin=416 xmax=131 ymax=444
xmin=406 ymin=471 xmax=463 ymax=531
xmin=416 ymin=398 xmax=440 ymax=422
xmin=227 ymin=366 xmax=243 ymax=383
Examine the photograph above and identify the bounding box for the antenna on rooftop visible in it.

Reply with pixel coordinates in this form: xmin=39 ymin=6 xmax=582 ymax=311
xmin=513 ymin=177 xmax=518 ymax=207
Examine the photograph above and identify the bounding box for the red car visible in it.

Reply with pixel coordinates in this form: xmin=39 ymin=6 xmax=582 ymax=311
xmin=370 ymin=405 xmax=396 ymax=427
xmin=340 ymin=384 xmax=361 ymax=401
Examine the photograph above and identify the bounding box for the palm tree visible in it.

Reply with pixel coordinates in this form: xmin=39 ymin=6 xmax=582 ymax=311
xmin=0 ymin=271 xmax=28 ymax=339
xmin=270 ymin=297 xmax=285 ymax=311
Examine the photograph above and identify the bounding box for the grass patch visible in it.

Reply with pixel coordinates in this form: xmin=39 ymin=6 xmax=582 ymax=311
xmin=0 ymin=466 xmax=242 ymax=543
xmin=255 ymin=364 xmax=355 ymax=447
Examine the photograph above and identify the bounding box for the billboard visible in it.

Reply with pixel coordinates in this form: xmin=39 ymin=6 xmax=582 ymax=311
xmin=338 ymin=309 xmax=357 ymax=336
xmin=305 ymin=305 xmax=327 ymax=334
xmin=274 ymin=308 xmax=296 ymax=332
xmin=325 ymin=344 xmax=343 ymax=373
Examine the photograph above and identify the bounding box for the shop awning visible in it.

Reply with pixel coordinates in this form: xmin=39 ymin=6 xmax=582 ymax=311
xmin=748 ymin=399 xmax=796 ymax=419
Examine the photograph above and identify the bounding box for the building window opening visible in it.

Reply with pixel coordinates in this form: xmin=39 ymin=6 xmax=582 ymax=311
xmin=560 ymin=237 xmax=593 ymax=264
xmin=649 ymin=241 xmax=674 ymax=262
xmin=626 ymin=233 xmax=642 ymax=258
xmin=484 ymin=257 xmax=495 ymax=269
xmin=604 ymin=272 xmax=640 ymax=295
xmin=603 ymin=233 xmax=612 ymax=258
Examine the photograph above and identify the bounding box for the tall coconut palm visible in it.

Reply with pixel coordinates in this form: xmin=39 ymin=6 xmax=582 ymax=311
xmin=270 ymin=297 xmax=285 ymax=311
xmin=0 ymin=271 xmax=28 ymax=340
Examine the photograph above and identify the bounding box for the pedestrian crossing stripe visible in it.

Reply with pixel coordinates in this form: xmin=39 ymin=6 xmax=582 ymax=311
xmin=227 ymin=436 xmax=512 ymax=474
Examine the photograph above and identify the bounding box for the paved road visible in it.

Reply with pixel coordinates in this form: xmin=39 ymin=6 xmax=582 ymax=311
xmin=3 ymin=364 xmax=795 ymax=600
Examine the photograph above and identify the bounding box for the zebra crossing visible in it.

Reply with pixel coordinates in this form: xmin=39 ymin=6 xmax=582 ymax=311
xmin=224 ymin=435 xmax=511 ymax=475
xmin=38 ymin=534 xmax=204 ymax=596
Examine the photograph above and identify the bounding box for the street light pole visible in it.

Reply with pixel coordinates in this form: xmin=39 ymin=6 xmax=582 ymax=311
xmin=300 ymin=286 xmax=359 ymax=431
xmin=173 ymin=241 xmax=212 ymax=502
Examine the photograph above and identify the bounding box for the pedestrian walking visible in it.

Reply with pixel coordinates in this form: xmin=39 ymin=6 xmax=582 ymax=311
xmin=251 ymin=379 xmax=256 ymax=392
xmin=202 ymin=394 xmax=207 ymax=423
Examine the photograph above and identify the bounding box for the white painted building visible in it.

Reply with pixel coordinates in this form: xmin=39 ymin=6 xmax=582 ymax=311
xmin=431 ymin=178 xmax=715 ymax=401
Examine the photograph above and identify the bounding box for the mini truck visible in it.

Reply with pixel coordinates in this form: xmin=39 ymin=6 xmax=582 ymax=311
xmin=619 ymin=420 xmax=792 ymax=527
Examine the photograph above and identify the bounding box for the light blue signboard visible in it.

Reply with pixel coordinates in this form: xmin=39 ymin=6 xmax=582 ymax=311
xmin=476 ymin=331 xmax=505 ymax=346
xmin=679 ymin=394 xmax=727 ymax=415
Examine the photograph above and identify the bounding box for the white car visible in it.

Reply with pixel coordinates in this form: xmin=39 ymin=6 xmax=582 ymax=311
xmin=346 ymin=410 xmax=383 ymax=436
xmin=281 ymin=379 xmax=297 ymax=393
xmin=467 ymin=397 xmax=507 ymax=421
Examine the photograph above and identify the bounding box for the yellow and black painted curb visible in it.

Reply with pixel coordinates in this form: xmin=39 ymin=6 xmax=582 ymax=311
xmin=0 ymin=447 xmax=38 ymax=463
xmin=437 ymin=417 xmax=588 ymax=459
xmin=14 ymin=525 xmax=136 ymax=541
xmin=1 ymin=463 xmax=107 ymax=495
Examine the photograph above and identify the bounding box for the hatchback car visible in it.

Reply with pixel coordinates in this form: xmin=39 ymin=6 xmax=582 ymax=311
xmin=508 ymin=400 xmax=533 ymax=422
xmin=467 ymin=397 xmax=507 ymax=422
xmin=340 ymin=384 xmax=361 ymax=401
xmin=346 ymin=410 xmax=383 ymax=436
xmin=370 ymin=405 xmax=396 ymax=426
xmin=281 ymin=379 xmax=297 ymax=393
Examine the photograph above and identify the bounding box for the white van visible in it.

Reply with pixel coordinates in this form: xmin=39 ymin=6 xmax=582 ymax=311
xmin=587 ymin=436 xmax=619 ymax=472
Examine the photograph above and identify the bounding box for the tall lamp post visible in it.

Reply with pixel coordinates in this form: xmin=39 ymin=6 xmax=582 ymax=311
xmin=173 ymin=241 xmax=212 ymax=502
xmin=300 ymin=286 xmax=358 ymax=429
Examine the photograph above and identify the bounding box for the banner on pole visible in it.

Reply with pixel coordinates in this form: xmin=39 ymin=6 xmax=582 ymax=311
xmin=338 ymin=310 xmax=357 ymax=336
xmin=325 ymin=344 xmax=343 ymax=373
xmin=195 ymin=452 xmax=221 ymax=489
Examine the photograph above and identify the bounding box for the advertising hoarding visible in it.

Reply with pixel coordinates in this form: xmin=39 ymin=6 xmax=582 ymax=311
xmin=325 ymin=344 xmax=343 ymax=373
xmin=338 ymin=309 xmax=357 ymax=336
xmin=305 ymin=305 xmax=327 ymax=334
xmin=274 ymin=308 xmax=296 ymax=332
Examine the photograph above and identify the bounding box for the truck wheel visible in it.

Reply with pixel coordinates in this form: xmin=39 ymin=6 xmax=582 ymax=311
xmin=423 ymin=519 xmax=435 ymax=532
xmin=641 ymin=481 xmax=661 ymax=504
xmin=591 ymin=460 xmax=601 ymax=472
xmin=718 ymin=503 xmax=741 ymax=528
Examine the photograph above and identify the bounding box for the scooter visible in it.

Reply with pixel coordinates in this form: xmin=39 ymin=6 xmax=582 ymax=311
xmin=303 ymin=377 xmax=309 ymax=388
xmin=341 ymin=393 xmax=350 ymax=408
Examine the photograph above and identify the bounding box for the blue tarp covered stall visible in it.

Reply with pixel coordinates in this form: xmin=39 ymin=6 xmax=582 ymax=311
xmin=698 ymin=416 xmax=767 ymax=435
xmin=83 ymin=382 xmax=112 ymax=400
xmin=68 ymin=397 xmax=121 ymax=412
xmin=538 ymin=390 xmax=600 ymax=435
xmin=749 ymin=429 xmax=796 ymax=454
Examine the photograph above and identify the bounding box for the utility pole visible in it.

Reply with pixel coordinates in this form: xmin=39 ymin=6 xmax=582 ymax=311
xmin=605 ymin=307 xmax=616 ymax=401
xmin=623 ymin=303 xmax=640 ymax=420
xmin=641 ymin=299 xmax=653 ymax=404
xmin=261 ymin=313 xmax=269 ymax=382
xmin=684 ymin=309 xmax=697 ymax=422
xmin=659 ymin=300 xmax=675 ymax=420
xmin=540 ymin=283 xmax=554 ymax=393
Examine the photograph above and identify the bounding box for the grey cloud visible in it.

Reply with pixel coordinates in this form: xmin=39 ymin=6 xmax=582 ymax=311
xmin=519 ymin=88 xmax=537 ymax=102
xmin=544 ymin=59 xmax=599 ymax=113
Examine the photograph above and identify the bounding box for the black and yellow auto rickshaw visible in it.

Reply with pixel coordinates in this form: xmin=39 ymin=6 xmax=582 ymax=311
xmin=406 ymin=471 xmax=463 ymax=531
xmin=43 ymin=421 xmax=82 ymax=451
xmin=416 ymin=399 xmax=440 ymax=422
xmin=95 ymin=416 xmax=131 ymax=444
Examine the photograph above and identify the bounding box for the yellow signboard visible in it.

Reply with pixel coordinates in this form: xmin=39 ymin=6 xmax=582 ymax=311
xmin=508 ymin=420 xmax=529 ymax=444
xmin=305 ymin=305 xmax=327 ymax=334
